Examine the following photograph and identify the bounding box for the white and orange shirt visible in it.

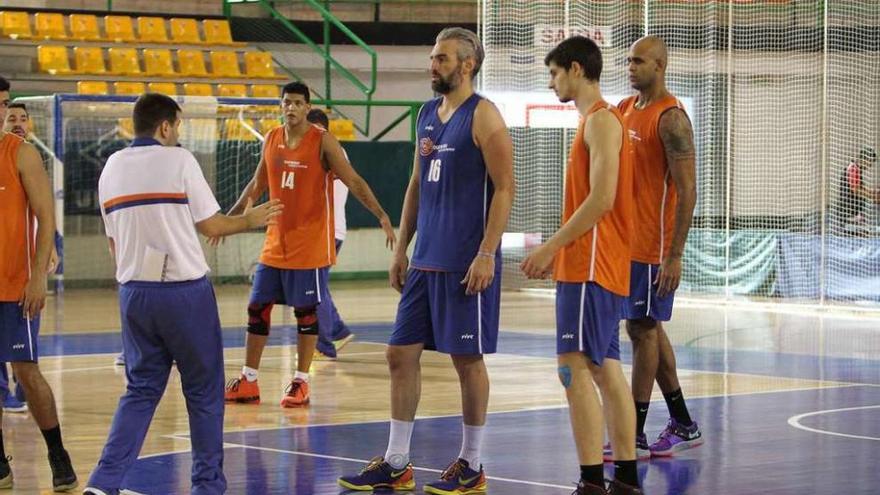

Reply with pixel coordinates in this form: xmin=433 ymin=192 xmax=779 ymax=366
xmin=99 ymin=138 xmax=220 ymax=284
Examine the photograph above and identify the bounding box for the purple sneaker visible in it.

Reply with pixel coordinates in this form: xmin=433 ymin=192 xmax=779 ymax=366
xmin=649 ymin=418 xmax=703 ymax=456
xmin=602 ymin=434 xmax=651 ymax=462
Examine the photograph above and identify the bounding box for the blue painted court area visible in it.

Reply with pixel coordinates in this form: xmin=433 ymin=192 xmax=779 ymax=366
xmin=116 ymin=385 xmax=879 ymax=494
xmin=41 ymin=324 xmax=880 ymax=494
xmin=40 ymin=323 xmax=880 ymax=385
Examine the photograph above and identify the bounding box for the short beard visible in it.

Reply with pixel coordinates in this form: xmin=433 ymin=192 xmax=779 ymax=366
xmin=432 ymin=76 xmax=455 ymax=94
xmin=432 ymin=65 xmax=462 ymax=94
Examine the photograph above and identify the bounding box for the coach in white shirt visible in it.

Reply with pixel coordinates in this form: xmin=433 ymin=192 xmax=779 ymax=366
xmin=85 ymin=93 xmax=281 ymax=495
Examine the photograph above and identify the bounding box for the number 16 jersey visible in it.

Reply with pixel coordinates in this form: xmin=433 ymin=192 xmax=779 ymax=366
xmin=412 ymin=94 xmax=497 ymax=272
xmin=260 ymin=124 xmax=336 ymax=270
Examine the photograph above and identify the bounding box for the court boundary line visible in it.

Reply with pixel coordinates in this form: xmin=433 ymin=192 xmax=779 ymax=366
xmin=787 ymin=404 xmax=880 ymax=441
xmin=164 ymin=434 xmax=574 ymax=492
xmin=166 ymin=383 xmax=865 ymax=439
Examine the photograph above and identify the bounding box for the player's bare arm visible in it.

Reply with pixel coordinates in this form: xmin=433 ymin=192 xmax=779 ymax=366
xmin=656 ymin=107 xmax=696 ymax=296
xmin=228 ymin=143 xmax=270 ymax=216
xmin=521 ymin=109 xmax=621 ymax=279
xmin=322 ymin=131 xmax=397 ymax=250
xmin=462 ymin=99 xmax=515 ymax=295
xmin=16 ymin=141 xmax=55 ymax=318
xmin=209 ymin=143 xmax=270 ymax=246
xmin=389 ymin=153 xmax=421 ymax=292
xmin=196 ymin=198 xmax=283 ymax=238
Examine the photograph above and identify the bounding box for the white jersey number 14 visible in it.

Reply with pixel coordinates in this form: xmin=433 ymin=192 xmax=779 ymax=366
xmin=281 ymin=170 xmax=295 ymax=190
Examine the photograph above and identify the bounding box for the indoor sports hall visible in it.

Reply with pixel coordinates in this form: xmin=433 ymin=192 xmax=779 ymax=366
xmin=0 ymin=1 xmax=877 ymax=494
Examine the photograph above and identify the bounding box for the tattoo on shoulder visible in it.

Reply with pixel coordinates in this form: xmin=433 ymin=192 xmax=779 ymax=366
xmin=659 ymin=109 xmax=695 ymax=157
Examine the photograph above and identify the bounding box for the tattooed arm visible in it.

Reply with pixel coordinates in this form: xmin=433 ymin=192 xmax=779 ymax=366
xmin=656 ymin=107 xmax=696 ymax=296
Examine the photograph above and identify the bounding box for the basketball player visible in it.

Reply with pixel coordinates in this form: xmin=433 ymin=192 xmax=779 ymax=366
xmin=338 ymin=27 xmax=514 ymax=494
xmin=832 ymin=146 xmax=879 ymax=231
xmin=222 ymin=82 xmax=395 ymax=407
xmin=3 ymin=103 xmax=28 ymax=139
xmin=1 ymin=101 xmax=32 ymax=413
xmin=306 ymin=108 xmax=355 ymax=360
xmin=520 ymin=36 xmax=642 ymax=494
xmin=85 ymin=93 xmax=282 ymax=495
xmin=0 ymin=75 xmax=77 ymax=491
xmin=611 ymin=35 xmax=702 ymax=460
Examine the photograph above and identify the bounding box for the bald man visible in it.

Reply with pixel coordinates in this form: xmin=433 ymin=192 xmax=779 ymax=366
xmin=606 ymin=36 xmax=703 ymax=461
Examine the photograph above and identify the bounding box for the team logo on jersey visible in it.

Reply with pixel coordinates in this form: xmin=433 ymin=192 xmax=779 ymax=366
xmin=419 ymin=137 xmax=435 ymax=157
xmin=283 ymin=160 xmax=307 ymax=169
xmin=628 ymin=129 xmax=642 ymax=142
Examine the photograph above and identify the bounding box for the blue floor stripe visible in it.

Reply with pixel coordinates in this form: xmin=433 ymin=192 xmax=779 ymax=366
xmin=39 ymin=324 xmax=879 ymax=384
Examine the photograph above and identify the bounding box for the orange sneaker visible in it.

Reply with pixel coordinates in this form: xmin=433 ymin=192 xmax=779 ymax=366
xmin=224 ymin=375 xmax=261 ymax=404
xmin=280 ymin=378 xmax=310 ymax=408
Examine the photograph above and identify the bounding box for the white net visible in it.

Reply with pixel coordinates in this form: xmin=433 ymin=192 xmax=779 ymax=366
xmin=481 ymin=0 xmax=880 ymax=307
xmin=18 ymin=95 xmax=281 ymax=288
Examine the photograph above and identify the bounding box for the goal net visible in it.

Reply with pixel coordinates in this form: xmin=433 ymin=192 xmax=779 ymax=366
xmin=18 ymin=94 xmax=279 ymax=288
xmin=480 ymin=0 xmax=880 ymax=308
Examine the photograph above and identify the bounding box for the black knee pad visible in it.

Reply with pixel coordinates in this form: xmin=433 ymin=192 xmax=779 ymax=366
xmin=294 ymin=307 xmax=318 ymax=335
xmin=247 ymin=303 xmax=273 ymax=336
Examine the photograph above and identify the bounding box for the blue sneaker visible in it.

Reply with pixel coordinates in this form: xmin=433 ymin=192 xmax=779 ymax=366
xmin=2 ymin=392 xmax=27 ymax=413
xmin=338 ymin=456 xmax=415 ymax=491
xmin=423 ymin=458 xmax=487 ymax=495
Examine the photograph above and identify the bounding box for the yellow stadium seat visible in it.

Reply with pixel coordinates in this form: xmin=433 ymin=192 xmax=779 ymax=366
xmin=244 ymin=51 xmax=283 ymax=79
xmin=104 ymin=15 xmax=136 ymax=43
xmin=69 ymin=14 xmax=102 ymax=41
xmin=77 ymin=81 xmax=109 ymax=95
xmin=217 ymin=84 xmax=247 ymax=97
xmin=73 ymin=47 xmax=107 ymax=75
xmin=177 ymin=49 xmax=208 ymax=77
xmin=108 ymin=47 xmax=141 ymax=76
xmin=260 ymin=118 xmax=280 ymax=135
xmin=329 ymin=119 xmax=356 ymax=141
xmin=37 ymin=45 xmax=73 ymax=75
xmin=0 ymin=11 xmax=33 ymax=39
xmin=225 ymin=119 xmax=258 ymax=141
xmin=114 ymin=81 xmax=145 ymax=96
xmin=143 ymin=48 xmax=176 ymax=77
xmin=137 ymin=16 xmax=168 ymax=43
xmin=251 ymin=84 xmax=279 ymax=98
xmin=184 ymin=83 xmax=213 ymax=96
xmin=34 ymin=13 xmax=68 ymax=40
xmin=170 ymin=18 xmax=201 ymax=45
xmin=203 ymin=19 xmax=242 ymax=46
xmin=148 ymin=82 xmax=177 ymax=95
xmin=210 ymin=51 xmax=241 ymax=78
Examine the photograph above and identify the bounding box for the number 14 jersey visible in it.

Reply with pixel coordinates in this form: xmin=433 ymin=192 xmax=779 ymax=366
xmin=261 ymin=124 xmax=336 ymax=270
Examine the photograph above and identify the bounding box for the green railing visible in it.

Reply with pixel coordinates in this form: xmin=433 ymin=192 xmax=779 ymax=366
xmin=309 ymin=99 xmax=423 ymax=142
xmin=222 ymin=0 xmax=379 ymax=135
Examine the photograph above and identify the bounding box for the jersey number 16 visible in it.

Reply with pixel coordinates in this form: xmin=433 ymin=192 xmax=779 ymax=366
xmin=427 ymin=159 xmax=442 ymax=182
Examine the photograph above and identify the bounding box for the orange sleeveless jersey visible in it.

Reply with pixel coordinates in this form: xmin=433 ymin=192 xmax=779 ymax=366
xmin=0 ymin=133 xmax=35 ymax=301
xmin=554 ymin=101 xmax=634 ymax=296
xmin=618 ymin=94 xmax=686 ymax=264
xmin=259 ymin=124 xmax=336 ymax=270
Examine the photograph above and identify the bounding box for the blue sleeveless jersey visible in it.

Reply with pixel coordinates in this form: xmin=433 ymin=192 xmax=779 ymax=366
xmin=411 ymin=93 xmax=498 ymax=272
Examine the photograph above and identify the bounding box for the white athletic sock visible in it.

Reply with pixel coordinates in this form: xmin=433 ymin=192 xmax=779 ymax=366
xmin=242 ymin=366 xmax=258 ymax=382
xmin=384 ymin=419 xmax=415 ymax=469
xmin=294 ymin=370 xmax=310 ymax=383
xmin=458 ymin=423 xmax=485 ymax=469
